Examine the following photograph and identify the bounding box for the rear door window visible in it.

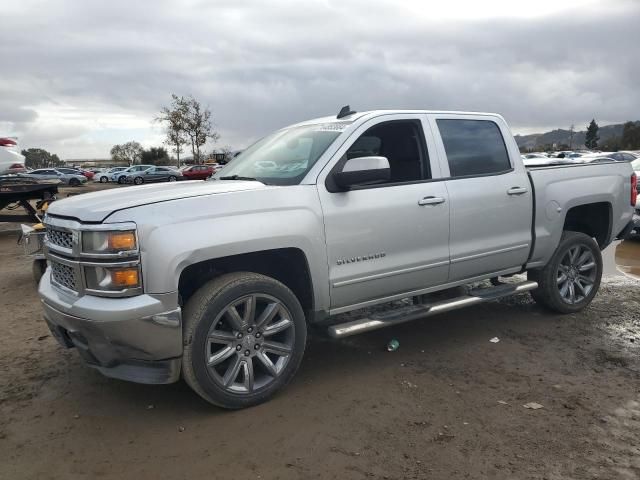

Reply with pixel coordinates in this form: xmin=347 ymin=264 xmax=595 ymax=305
xmin=437 ymin=119 xmax=512 ymax=177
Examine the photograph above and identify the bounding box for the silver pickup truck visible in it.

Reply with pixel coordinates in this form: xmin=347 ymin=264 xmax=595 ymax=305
xmin=39 ymin=109 xmax=637 ymax=408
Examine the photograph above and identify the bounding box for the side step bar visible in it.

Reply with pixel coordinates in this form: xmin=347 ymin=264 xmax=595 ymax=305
xmin=327 ymin=280 xmax=538 ymax=338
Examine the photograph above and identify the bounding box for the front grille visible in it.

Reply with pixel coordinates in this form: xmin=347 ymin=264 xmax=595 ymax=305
xmin=51 ymin=262 xmax=77 ymax=292
xmin=46 ymin=227 xmax=73 ymax=250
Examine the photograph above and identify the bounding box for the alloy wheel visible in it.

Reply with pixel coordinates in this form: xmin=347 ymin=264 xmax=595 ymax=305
xmin=204 ymin=294 xmax=295 ymax=394
xmin=556 ymin=245 xmax=597 ymax=304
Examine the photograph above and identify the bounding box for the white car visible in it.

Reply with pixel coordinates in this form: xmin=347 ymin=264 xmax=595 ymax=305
xmin=111 ymin=165 xmax=154 ymax=184
xmin=24 ymin=168 xmax=88 ymax=186
xmin=98 ymin=167 xmax=127 ymax=183
xmin=0 ymin=137 xmax=26 ymax=175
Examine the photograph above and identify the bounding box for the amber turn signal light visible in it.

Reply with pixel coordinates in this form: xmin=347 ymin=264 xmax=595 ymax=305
xmin=108 ymin=232 xmax=136 ymax=250
xmin=110 ymin=268 xmax=139 ymax=288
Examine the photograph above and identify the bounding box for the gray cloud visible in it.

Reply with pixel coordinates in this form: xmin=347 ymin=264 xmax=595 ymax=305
xmin=1 ymin=0 xmax=638 ymax=157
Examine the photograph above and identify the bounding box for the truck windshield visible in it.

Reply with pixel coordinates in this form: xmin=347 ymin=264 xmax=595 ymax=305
xmin=214 ymin=124 xmax=344 ymax=185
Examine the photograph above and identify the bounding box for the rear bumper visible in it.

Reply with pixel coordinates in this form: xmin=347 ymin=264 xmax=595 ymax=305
xmin=617 ymin=219 xmax=638 ymax=240
xmin=39 ymin=270 xmax=183 ymax=384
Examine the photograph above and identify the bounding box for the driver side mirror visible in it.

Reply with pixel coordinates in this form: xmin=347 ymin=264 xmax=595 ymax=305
xmin=333 ymin=156 xmax=390 ymax=190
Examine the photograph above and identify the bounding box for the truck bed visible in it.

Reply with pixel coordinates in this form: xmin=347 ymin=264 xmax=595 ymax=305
xmin=526 ymin=160 xmax=634 ymax=269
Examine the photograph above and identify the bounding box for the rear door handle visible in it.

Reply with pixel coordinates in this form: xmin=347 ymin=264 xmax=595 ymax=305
xmin=418 ymin=196 xmax=445 ymax=206
xmin=507 ymin=187 xmax=528 ymax=196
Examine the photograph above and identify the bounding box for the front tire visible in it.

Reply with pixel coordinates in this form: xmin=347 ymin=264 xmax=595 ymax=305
xmin=528 ymin=231 xmax=602 ymax=313
xmin=118 ymin=176 xmax=126 ymax=184
xmin=69 ymin=177 xmax=80 ymax=186
xmin=134 ymin=176 xmax=144 ymax=185
xmin=100 ymin=176 xmax=108 ymax=183
xmin=168 ymin=175 xmax=177 ymax=182
xmin=182 ymin=272 xmax=307 ymax=409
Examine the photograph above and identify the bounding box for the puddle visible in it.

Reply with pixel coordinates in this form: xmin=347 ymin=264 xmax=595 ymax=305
xmin=614 ymin=240 xmax=640 ymax=280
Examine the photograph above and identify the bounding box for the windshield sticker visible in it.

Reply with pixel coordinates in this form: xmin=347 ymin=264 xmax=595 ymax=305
xmin=312 ymin=122 xmax=351 ymax=132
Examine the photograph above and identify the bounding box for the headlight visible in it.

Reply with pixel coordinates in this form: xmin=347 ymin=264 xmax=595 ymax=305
xmin=82 ymin=230 xmax=137 ymax=255
xmin=84 ymin=265 xmax=141 ymax=292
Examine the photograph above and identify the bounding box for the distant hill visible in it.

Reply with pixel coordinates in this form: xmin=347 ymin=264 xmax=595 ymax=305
xmin=514 ymin=121 xmax=640 ymax=150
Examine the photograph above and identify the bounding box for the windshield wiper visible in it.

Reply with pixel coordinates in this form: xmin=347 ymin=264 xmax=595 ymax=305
xmin=219 ymin=175 xmax=259 ymax=181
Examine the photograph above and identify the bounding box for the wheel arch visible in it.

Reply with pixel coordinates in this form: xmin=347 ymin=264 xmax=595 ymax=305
xmin=562 ymin=201 xmax=612 ymax=248
xmin=178 ymin=248 xmax=315 ymax=317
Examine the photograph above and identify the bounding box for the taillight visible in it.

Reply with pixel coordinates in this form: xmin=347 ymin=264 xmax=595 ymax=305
xmin=632 ymin=173 xmax=638 ymax=206
xmin=0 ymin=138 xmax=17 ymax=147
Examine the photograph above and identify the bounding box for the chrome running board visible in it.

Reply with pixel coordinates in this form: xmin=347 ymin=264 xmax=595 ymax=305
xmin=327 ymin=281 xmax=538 ymax=338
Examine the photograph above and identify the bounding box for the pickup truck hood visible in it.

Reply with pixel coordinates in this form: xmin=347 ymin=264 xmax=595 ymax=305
xmin=47 ymin=180 xmax=267 ymax=223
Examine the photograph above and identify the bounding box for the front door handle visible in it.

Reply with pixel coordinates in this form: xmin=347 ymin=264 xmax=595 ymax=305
xmin=507 ymin=186 xmax=528 ymax=196
xmin=418 ymin=196 xmax=445 ymax=206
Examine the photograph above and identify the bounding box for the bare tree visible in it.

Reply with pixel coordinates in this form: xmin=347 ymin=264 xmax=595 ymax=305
xmin=110 ymin=141 xmax=143 ymax=166
xmin=156 ymin=94 xmax=189 ymax=168
xmin=157 ymin=94 xmax=219 ymax=165
xmin=184 ymin=96 xmax=219 ymax=164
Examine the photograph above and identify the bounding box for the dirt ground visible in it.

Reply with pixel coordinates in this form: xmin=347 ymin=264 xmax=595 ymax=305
xmin=1 ymin=230 xmax=640 ymax=480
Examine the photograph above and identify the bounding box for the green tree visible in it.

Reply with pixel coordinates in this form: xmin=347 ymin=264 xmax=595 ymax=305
xmin=21 ymin=148 xmax=64 ymax=169
xmin=140 ymin=147 xmax=170 ymax=165
xmin=601 ymin=136 xmax=621 ymax=152
xmin=585 ymin=119 xmax=599 ymax=149
xmin=621 ymin=121 xmax=640 ymax=150
xmin=110 ymin=141 xmax=143 ymax=166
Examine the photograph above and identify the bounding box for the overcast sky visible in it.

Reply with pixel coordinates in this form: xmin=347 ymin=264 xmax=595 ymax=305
xmin=1 ymin=0 xmax=639 ymax=159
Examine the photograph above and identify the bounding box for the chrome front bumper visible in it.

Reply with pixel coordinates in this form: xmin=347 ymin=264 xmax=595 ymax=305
xmin=39 ymin=270 xmax=183 ymax=384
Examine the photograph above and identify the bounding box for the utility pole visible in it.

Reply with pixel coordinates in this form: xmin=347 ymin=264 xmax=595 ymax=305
xmin=569 ymin=124 xmax=575 ymax=150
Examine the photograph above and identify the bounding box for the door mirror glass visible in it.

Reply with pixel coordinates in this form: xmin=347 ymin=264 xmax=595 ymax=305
xmin=333 ymin=156 xmax=390 ymax=190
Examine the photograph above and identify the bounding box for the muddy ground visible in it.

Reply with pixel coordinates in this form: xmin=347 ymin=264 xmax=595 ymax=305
xmin=1 ymin=231 xmax=639 ymax=480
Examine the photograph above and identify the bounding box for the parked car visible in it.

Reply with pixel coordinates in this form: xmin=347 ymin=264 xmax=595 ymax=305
xmin=80 ymin=169 xmax=95 ymax=180
xmin=522 ymin=156 xmax=560 ymax=167
xmin=181 ymin=164 xmax=214 ymax=180
xmin=40 ymin=108 xmax=636 ymax=409
xmin=126 ymin=166 xmax=182 ymax=185
xmin=0 ymin=137 xmax=25 ymax=175
xmin=24 ymin=168 xmax=87 ymax=186
xmin=111 ymin=165 xmax=154 ymax=184
xmin=98 ymin=167 xmax=126 ymax=183
xmin=587 ymin=152 xmax=638 ymax=162
xmin=57 ymin=167 xmax=94 ymax=181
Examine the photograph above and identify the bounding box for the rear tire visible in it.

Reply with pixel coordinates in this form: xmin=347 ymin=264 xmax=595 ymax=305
xmin=528 ymin=231 xmax=602 ymax=314
xmin=182 ymin=272 xmax=307 ymax=409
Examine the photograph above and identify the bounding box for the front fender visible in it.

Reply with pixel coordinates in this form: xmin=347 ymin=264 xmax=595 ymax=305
xmin=106 ymin=186 xmax=331 ymax=312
